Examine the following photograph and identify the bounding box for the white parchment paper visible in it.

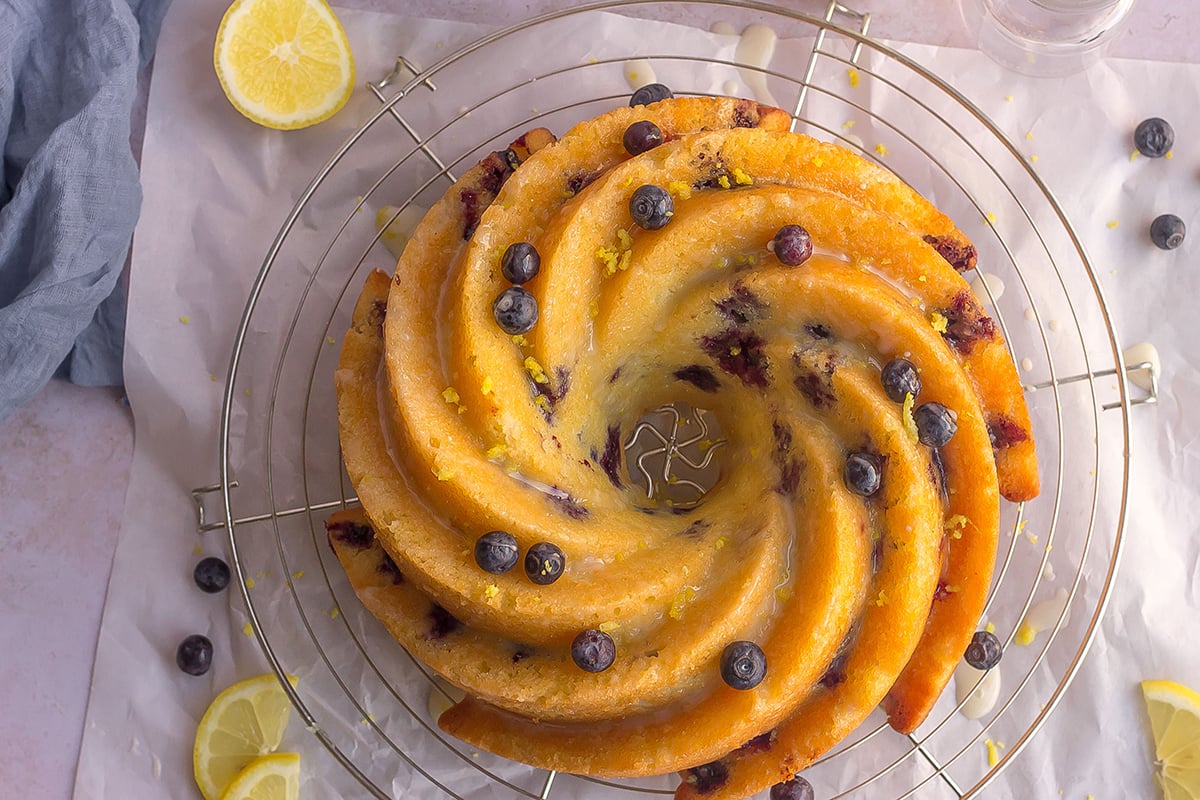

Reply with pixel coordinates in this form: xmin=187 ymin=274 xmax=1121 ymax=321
xmin=74 ymin=2 xmax=1200 ymax=799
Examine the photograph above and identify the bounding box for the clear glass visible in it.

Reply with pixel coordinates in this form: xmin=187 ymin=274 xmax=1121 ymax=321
xmin=964 ymin=0 xmax=1136 ymax=77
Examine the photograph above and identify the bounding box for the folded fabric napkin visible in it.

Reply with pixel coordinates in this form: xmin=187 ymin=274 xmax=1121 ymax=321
xmin=0 ymin=0 xmax=171 ymax=422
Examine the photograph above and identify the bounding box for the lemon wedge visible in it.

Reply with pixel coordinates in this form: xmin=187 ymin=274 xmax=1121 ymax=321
xmin=214 ymin=0 xmax=355 ymax=130
xmin=194 ymin=674 xmax=298 ymax=800
xmin=1142 ymin=679 xmax=1200 ymax=800
xmin=219 ymin=753 xmax=301 ymax=800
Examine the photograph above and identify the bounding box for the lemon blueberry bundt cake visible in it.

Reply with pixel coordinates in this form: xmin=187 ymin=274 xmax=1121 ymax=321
xmin=328 ymin=90 xmax=1037 ymax=799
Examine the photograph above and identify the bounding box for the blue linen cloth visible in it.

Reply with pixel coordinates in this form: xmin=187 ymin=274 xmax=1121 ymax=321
xmin=0 ymin=0 xmax=171 ymax=422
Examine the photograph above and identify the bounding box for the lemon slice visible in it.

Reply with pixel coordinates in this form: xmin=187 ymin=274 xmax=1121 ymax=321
xmin=194 ymin=674 xmax=298 ymax=800
xmin=219 ymin=753 xmax=301 ymax=800
xmin=1142 ymin=679 xmax=1200 ymax=800
xmin=214 ymin=0 xmax=355 ymax=130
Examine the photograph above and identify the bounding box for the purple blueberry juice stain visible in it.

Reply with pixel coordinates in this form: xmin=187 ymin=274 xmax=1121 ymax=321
xmin=701 ymin=328 xmax=770 ymax=388
xmin=922 ymin=234 xmax=978 ymax=273
xmin=600 ymin=424 xmax=624 ymax=488
xmin=673 ymin=364 xmax=721 ymax=393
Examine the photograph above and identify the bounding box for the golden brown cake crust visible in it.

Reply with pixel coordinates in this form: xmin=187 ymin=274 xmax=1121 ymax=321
xmin=331 ymin=95 xmax=1035 ymax=798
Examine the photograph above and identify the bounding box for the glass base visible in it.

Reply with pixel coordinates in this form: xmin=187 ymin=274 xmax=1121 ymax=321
xmin=961 ymin=0 xmax=1135 ymax=77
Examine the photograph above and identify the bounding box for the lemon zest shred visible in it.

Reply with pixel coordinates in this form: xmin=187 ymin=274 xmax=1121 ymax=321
xmin=668 ymin=587 xmax=696 ymax=620
xmin=668 ymin=180 xmax=692 ymax=199
xmin=902 ymin=392 xmax=919 ymax=443
xmin=524 ymin=356 xmax=549 ymax=384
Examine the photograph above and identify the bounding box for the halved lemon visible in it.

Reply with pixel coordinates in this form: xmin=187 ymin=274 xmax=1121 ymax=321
xmin=219 ymin=753 xmax=301 ymax=800
xmin=194 ymin=674 xmax=298 ymax=800
xmin=1142 ymin=679 xmax=1200 ymax=800
xmin=214 ymin=0 xmax=355 ymax=130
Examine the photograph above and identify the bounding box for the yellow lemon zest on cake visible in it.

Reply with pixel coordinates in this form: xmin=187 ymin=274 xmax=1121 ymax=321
xmin=533 ymin=395 xmax=552 ymax=413
xmin=668 ymin=180 xmax=693 ymax=200
xmin=875 ymin=589 xmax=888 ymax=607
xmin=717 ymin=174 xmax=732 ymax=189
xmin=775 ymin=585 xmax=793 ymax=603
xmin=668 ymin=587 xmax=696 ymax=620
xmin=484 ymin=443 xmax=507 ymax=461
xmin=732 ymin=167 xmax=753 ymax=185
xmin=714 ymin=535 xmax=728 ymax=550
xmin=597 ymin=245 xmax=620 ymax=276
xmin=510 ymin=334 xmax=528 ymax=347
xmin=523 ymin=357 xmax=550 ymax=384
xmin=930 ymin=311 xmax=949 ymax=333
xmin=729 ymin=345 xmax=742 ymax=356
xmin=902 ymin=392 xmax=919 ymax=443
xmin=945 ymin=584 xmax=961 ymax=594
xmin=484 ymin=584 xmax=500 ymax=600
xmin=946 ymin=514 xmax=969 ymax=539
xmin=442 ymin=387 xmax=461 ymax=404
xmin=480 ymin=376 xmax=494 ymax=396
xmin=617 ymin=229 xmax=633 ymax=249
xmin=598 ymin=621 xmax=621 ymax=634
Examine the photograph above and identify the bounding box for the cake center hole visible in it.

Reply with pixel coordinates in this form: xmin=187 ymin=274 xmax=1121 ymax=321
xmin=623 ymin=402 xmax=726 ymax=509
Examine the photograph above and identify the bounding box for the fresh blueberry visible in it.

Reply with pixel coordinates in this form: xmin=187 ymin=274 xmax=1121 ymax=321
xmin=501 ymin=242 xmax=541 ymax=284
xmin=492 ymin=286 xmax=539 ymax=335
xmin=524 ymin=541 xmax=565 ymax=585
xmin=880 ymin=358 xmax=921 ymax=403
xmin=773 ymin=225 xmax=813 ymax=267
xmin=720 ymin=640 xmax=767 ymax=690
xmin=964 ymin=630 xmax=1003 ymax=670
xmin=193 ymin=556 xmax=230 ymax=594
xmin=770 ymin=777 xmax=815 ymax=800
xmin=176 ymin=634 xmax=213 ymax=676
xmin=571 ymin=628 xmax=616 ymax=672
xmin=623 ymin=120 xmax=664 ymax=155
xmin=1150 ymin=214 xmax=1186 ymax=250
xmin=914 ymin=402 xmax=958 ymax=447
xmin=629 ymin=83 xmax=674 ymax=107
xmin=1134 ymin=117 xmax=1174 ymax=158
xmin=629 ymin=184 xmax=673 ymax=230
xmin=843 ymin=452 xmax=882 ymax=497
xmin=474 ymin=531 xmax=519 ymax=574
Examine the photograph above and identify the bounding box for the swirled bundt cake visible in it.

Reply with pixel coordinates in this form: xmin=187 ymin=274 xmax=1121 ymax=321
xmin=330 ymin=95 xmax=1037 ymax=799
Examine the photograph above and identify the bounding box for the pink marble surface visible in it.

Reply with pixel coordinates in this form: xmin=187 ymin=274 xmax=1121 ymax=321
xmin=0 ymin=0 xmax=1192 ymax=796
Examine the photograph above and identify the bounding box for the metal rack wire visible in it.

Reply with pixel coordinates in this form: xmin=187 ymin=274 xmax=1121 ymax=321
xmin=191 ymin=1 xmax=1154 ymax=797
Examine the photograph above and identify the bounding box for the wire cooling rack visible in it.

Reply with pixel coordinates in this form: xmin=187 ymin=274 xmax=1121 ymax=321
xmin=192 ymin=1 xmax=1157 ymax=797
